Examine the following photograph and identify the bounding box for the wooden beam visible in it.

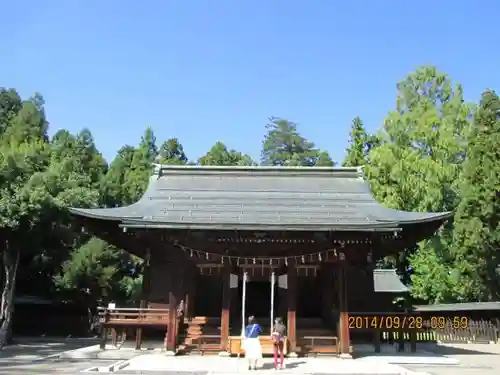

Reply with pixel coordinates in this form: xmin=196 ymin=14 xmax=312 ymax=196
xmin=136 ymin=247 xmax=151 ymax=350
xmin=166 ymin=292 xmax=177 ymax=352
xmin=337 ymin=261 xmax=351 ymax=357
xmin=220 ymin=264 xmax=231 ymax=354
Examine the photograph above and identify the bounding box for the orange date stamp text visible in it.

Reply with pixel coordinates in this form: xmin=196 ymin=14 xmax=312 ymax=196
xmin=348 ymin=315 xmax=469 ymax=330
xmin=348 ymin=315 xmax=423 ymax=330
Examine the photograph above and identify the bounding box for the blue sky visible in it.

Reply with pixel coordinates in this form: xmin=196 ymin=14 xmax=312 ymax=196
xmin=2 ymin=1 xmax=499 ymax=164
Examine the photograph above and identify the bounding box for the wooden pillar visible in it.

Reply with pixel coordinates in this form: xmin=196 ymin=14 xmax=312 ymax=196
xmin=230 ymin=273 xmax=239 ymax=323
xmin=287 ymin=260 xmax=297 ymax=356
xmin=220 ymin=265 xmax=231 ymax=355
xmin=183 ymin=263 xmax=196 ymax=319
xmin=277 ymin=271 xmax=287 ymax=321
xmin=166 ymin=291 xmax=177 ymax=352
xmin=136 ymin=248 xmax=151 ymax=350
xmin=410 ymin=330 xmax=417 ymax=353
xmin=99 ymin=313 xmax=108 ymax=350
xmin=337 ymin=261 xmax=351 ymax=358
xmin=188 ymin=264 xmax=198 ymax=318
xmin=320 ymin=264 xmax=334 ymax=329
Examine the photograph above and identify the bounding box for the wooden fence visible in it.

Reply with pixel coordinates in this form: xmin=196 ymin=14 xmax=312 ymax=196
xmin=380 ymin=318 xmax=499 ymax=344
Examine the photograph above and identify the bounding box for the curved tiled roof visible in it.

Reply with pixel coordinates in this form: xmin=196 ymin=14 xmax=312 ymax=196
xmin=69 ymin=165 xmax=452 ymax=231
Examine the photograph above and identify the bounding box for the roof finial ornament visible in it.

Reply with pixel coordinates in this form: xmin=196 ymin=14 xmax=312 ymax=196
xmin=152 ymin=162 xmax=162 ymax=176
xmin=356 ymin=165 xmax=365 ymax=180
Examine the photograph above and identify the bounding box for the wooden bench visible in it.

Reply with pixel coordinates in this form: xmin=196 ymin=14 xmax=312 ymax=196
xmin=191 ymin=334 xmax=221 ymax=355
xmin=98 ymin=307 xmax=174 ymax=349
xmin=101 ymin=311 xmax=171 ymax=329
xmin=228 ymin=336 xmax=288 ymax=356
xmin=301 ymin=336 xmax=339 ymax=356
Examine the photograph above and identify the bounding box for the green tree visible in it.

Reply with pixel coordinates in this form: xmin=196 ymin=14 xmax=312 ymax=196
xmin=157 ymin=138 xmax=188 ymax=165
xmin=261 ymin=117 xmax=319 ymax=166
xmin=19 ymin=128 xmax=106 ymax=298
xmin=261 ymin=117 xmax=334 ymax=167
xmin=123 ymin=127 xmax=159 ymax=202
xmin=342 ymin=117 xmax=379 ymax=167
xmin=0 ymin=90 xmax=106 ymax=344
xmin=54 ymin=238 xmax=137 ymax=304
xmin=365 ymin=66 xmax=473 ymax=302
xmin=0 ymin=91 xmax=53 ymax=344
xmin=0 ymin=88 xmax=22 ymax=134
xmin=452 ymin=89 xmax=500 ymax=301
xmin=2 ymin=93 xmax=48 ymax=143
xmin=102 ymin=145 xmax=136 ymax=206
xmin=0 ymin=140 xmax=51 ymax=345
xmin=199 ymin=141 xmax=255 ymax=166
xmin=47 ymin=127 xmax=113 ymax=305
xmin=74 ymin=129 xmax=108 ymax=190
xmin=315 ymin=151 xmax=335 ymax=167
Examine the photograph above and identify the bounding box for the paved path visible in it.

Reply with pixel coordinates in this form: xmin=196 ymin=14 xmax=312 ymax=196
xmin=0 ymin=339 xmax=98 ymax=362
xmin=401 ymin=343 xmax=500 ymax=375
xmin=0 ymin=338 xmax=105 ymax=374
xmin=120 ymin=355 xmax=415 ymax=374
xmin=0 ymin=358 xmax=115 ymax=375
xmin=4 ymin=339 xmax=499 ymax=375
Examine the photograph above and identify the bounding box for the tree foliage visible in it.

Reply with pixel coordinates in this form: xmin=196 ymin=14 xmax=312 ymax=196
xmin=342 ymin=117 xmax=379 ymax=167
xmin=199 ymin=141 xmax=255 ymax=166
xmin=261 ymin=117 xmax=335 ymax=166
xmin=366 ymin=66 xmax=474 ymax=302
xmin=54 ymin=238 xmax=134 ymax=303
xmin=452 ymin=89 xmax=500 ymax=301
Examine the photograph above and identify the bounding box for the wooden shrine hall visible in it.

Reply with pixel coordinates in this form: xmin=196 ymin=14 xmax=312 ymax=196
xmin=69 ymin=165 xmax=452 ymax=357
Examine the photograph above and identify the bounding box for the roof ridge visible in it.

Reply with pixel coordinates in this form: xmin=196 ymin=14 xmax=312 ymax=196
xmin=151 ymin=164 xmax=365 ymax=178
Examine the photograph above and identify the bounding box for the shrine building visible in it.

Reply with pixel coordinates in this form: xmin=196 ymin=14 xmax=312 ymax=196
xmin=69 ymin=165 xmax=452 ymax=357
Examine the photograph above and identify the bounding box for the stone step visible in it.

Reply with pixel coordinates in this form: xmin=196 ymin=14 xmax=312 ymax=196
xmin=180 ymin=343 xmax=221 ymax=355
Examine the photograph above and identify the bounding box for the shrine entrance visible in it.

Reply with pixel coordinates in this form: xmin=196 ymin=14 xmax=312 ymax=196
xmin=240 ymin=280 xmax=275 ymax=320
xmin=235 ymin=269 xmax=280 ymax=334
xmin=193 ymin=272 xmax=222 ymax=317
xmin=297 ymin=273 xmax=324 ymax=318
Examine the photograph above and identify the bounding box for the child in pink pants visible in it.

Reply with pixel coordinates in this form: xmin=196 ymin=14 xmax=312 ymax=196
xmin=272 ymin=317 xmax=286 ymax=370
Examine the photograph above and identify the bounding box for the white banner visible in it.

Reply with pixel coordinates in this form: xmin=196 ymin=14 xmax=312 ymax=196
xmin=230 ymin=273 xmax=238 ymax=288
xmin=278 ymin=274 xmax=288 ymax=289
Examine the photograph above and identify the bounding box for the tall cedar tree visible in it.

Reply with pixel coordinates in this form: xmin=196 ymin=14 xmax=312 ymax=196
xmin=452 ymin=90 xmax=500 ymax=301
xmin=342 ymin=117 xmax=380 ymax=167
xmin=261 ymin=117 xmax=334 ymax=166
xmin=366 ymin=66 xmax=473 ymax=302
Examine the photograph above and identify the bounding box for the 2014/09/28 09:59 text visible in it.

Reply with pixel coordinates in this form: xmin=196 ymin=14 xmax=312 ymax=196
xmin=348 ymin=315 xmax=469 ymax=330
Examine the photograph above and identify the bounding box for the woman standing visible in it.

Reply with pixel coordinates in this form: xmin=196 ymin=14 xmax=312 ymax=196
xmin=272 ymin=317 xmax=287 ymax=370
xmin=243 ymin=316 xmax=263 ymax=370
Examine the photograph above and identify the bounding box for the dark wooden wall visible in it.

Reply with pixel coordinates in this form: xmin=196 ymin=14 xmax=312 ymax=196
xmin=347 ymin=266 xmax=377 ymax=312
xmin=148 ymin=250 xmax=197 ymax=306
xmin=149 ymin=253 xmax=393 ymax=318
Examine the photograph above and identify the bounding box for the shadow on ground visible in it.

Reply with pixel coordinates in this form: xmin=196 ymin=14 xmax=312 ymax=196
xmin=261 ymin=360 xmax=307 ymax=370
